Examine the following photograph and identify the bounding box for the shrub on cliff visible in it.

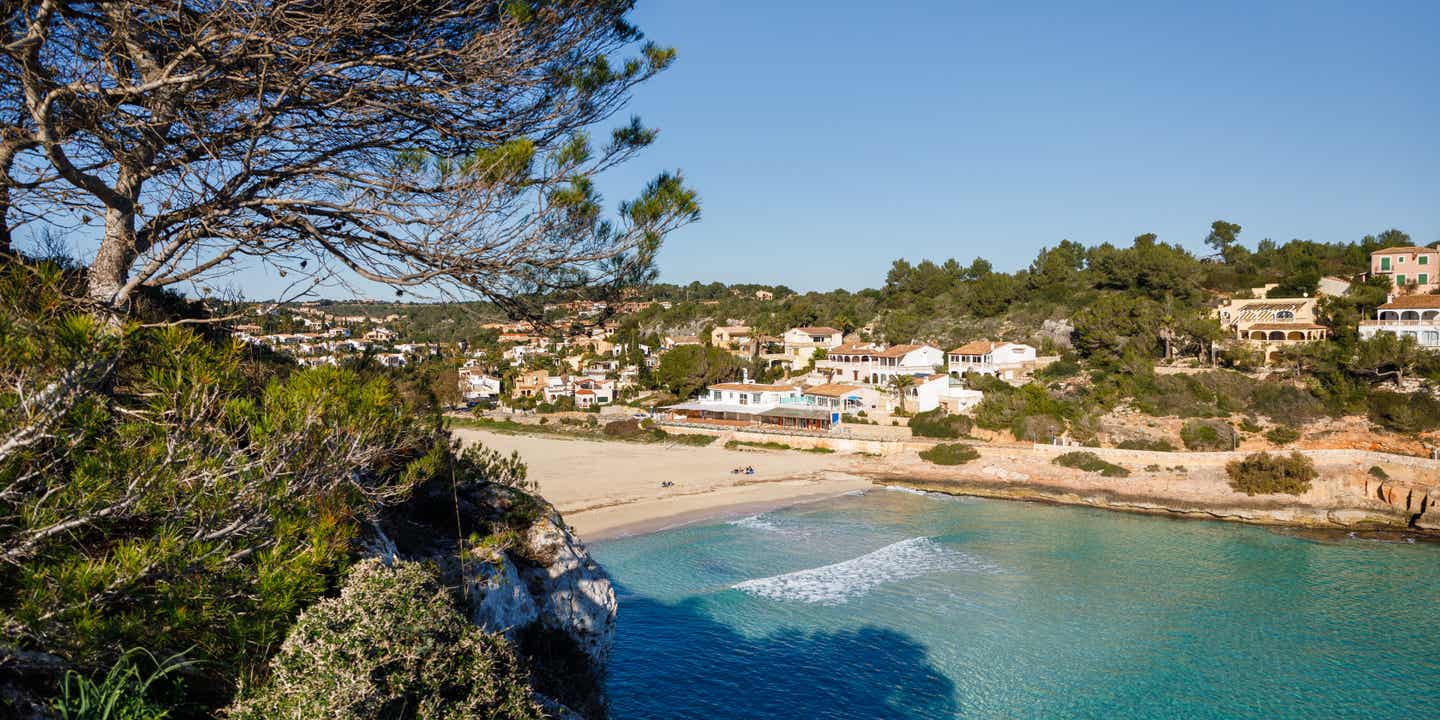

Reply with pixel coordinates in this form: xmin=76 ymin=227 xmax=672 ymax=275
xmin=1265 ymin=425 xmax=1301 ymax=446
xmin=918 ymin=443 xmax=980 ymax=465
xmin=1180 ymin=419 xmax=1236 ymax=451
xmin=227 ymin=559 xmax=543 ymax=720
xmin=1116 ymin=437 xmax=1175 ymax=452
xmin=1226 ymin=452 xmax=1316 ymax=496
xmin=1367 ymin=392 xmax=1440 ymax=434
xmin=908 ymin=408 xmax=973 ymax=439
xmin=1052 ymin=451 xmax=1129 ymax=477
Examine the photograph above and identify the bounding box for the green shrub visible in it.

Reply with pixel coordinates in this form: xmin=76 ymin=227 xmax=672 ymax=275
xmin=1368 ymin=465 xmax=1390 ymax=480
xmin=1264 ymin=425 xmax=1300 ymax=446
xmin=1180 ymin=419 xmax=1236 ymax=451
xmin=1052 ymin=451 xmax=1130 ymax=477
xmin=665 ymin=432 xmax=716 ymax=446
xmin=53 ymin=649 xmax=192 ymax=720
xmin=1116 ymin=437 xmax=1175 ymax=452
xmin=228 ymin=559 xmax=542 ymax=719
xmin=0 ymin=264 xmax=447 ymax=698
xmin=918 ymin=443 xmax=980 ymax=465
xmin=1367 ymin=392 xmax=1440 ymax=434
xmin=602 ymin=418 xmax=645 ymax=438
xmin=725 ymin=439 xmax=791 ymax=451
xmin=1035 ymin=359 xmax=1080 ymax=381
xmin=907 ymin=408 xmax=973 ymax=439
xmin=1226 ymin=452 xmax=1316 ymax=496
xmin=1239 ymin=417 xmax=1262 ymax=433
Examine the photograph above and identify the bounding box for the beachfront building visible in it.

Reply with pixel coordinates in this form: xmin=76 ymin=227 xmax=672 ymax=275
xmin=900 ymin=374 xmax=951 ymax=414
xmin=572 ymin=378 xmax=616 ymax=408
xmin=946 ymin=341 xmax=1038 ymax=381
xmin=816 ymin=343 xmax=945 ymax=385
xmin=800 ymin=383 xmax=883 ymax=415
xmin=664 ymin=381 xmax=838 ymax=432
xmin=1215 ymin=290 xmax=1329 ymax=363
xmin=1359 ymin=295 xmax=1440 ymax=349
xmin=1371 ymin=246 xmax=1440 ymax=294
xmin=458 ymin=369 xmax=502 ymax=404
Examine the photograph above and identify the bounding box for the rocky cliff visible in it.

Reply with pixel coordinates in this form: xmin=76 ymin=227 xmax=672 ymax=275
xmin=373 ymin=480 xmax=617 ymax=719
xmin=871 ymin=446 xmax=1440 ymax=535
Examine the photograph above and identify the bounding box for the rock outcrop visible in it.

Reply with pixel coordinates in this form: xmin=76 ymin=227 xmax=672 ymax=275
xmin=374 ymin=480 xmax=617 ymax=718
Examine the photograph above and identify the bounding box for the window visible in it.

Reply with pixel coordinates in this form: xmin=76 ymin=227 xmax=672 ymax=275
xmin=1398 ymin=256 xmax=1406 ymax=264
xmin=1397 ymin=275 xmax=1407 ymax=285
xmin=1422 ymin=255 xmax=1431 ymax=265
xmin=1421 ymin=274 xmax=1430 ymax=286
xmin=1423 ymin=331 xmax=1439 ymax=347
xmin=1276 ymin=310 xmax=1295 ymax=320
xmin=1381 ymin=257 xmax=1391 ymax=271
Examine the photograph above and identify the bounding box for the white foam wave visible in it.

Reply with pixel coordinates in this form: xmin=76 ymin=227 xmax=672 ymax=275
xmin=884 ymin=485 xmax=932 ymax=496
xmin=733 ymin=537 xmax=997 ymax=605
xmin=728 ymin=514 xmax=782 ymax=532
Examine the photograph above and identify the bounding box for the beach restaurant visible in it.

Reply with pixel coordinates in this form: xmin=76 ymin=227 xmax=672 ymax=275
xmin=663 ymin=381 xmax=839 ymax=432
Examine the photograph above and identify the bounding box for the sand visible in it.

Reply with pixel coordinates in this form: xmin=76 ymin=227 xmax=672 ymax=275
xmin=453 ymin=428 xmax=873 ymax=541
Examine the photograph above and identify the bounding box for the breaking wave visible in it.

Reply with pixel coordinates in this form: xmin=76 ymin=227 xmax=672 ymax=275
xmin=732 ymin=537 xmax=998 ymax=604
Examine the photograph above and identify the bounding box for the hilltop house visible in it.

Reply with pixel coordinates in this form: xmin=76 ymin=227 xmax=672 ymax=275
xmin=1215 ymin=289 xmax=1328 ymax=363
xmin=767 ymin=326 xmax=845 ymax=370
xmin=1371 ymin=246 xmax=1440 ymax=294
xmin=946 ymin=341 xmax=1038 ymax=381
xmin=710 ymin=325 xmax=752 ymax=349
xmin=1359 ymin=295 xmax=1440 ymax=349
xmin=662 ymin=335 xmax=702 ymax=350
xmin=817 ymin=343 xmax=946 ymax=385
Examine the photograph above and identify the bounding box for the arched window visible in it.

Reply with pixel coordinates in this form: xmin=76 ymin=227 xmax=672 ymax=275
xmin=1275 ymin=310 xmax=1295 ymax=320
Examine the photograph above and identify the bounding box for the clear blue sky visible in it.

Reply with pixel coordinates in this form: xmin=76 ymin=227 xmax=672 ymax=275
xmin=36 ymin=0 xmax=1438 ymax=299
xmin=601 ymin=0 xmax=1439 ymax=291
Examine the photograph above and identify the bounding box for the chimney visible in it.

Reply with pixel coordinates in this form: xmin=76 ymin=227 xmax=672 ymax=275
xmin=742 ymin=368 xmax=750 ymax=384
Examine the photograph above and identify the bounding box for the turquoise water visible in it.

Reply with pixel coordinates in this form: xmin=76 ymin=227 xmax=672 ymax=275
xmin=591 ymin=489 xmax=1440 ymax=719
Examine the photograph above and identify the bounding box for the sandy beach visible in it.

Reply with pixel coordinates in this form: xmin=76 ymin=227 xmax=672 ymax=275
xmin=453 ymin=428 xmax=873 ymax=540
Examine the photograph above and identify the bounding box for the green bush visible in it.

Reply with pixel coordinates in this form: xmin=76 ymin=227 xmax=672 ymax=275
xmin=602 ymin=418 xmax=645 ymax=438
xmin=1052 ymin=451 xmax=1130 ymax=477
xmin=907 ymin=408 xmax=973 ymax=438
xmin=53 ymin=649 xmax=192 ymax=720
xmin=0 ymin=262 xmax=449 ymax=700
xmin=228 ymin=559 xmax=542 ymax=719
xmin=1180 ymin=419 xmax=1236 ymax=451
xmin=725 ymin=439 xmax=791 ymax=451
xmin=1116 ymin=437 xmax=1175 ymax=452
xmin=1226 ymin=452 xmax=1316 ymax=496
xmin=918 ymin=443 xmax=980 ymax=465
xmin=1264 ymin=425 xmax=1301 ymax=446
xmin=1367 ymin=392 xmax=1440 ymax=434
xmin=1239 ymin=417 xmax=1262 ymax=433
xmin=1368 ymin=465 xmax=1390 ymax=480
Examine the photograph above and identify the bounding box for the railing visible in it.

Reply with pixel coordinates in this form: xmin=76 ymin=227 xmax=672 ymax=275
xmin=1361 ymin=319 xmax=1440 ymax=326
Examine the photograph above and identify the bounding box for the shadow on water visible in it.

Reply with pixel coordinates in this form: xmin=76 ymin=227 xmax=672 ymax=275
xmin=607 ymin=591 xmax=958 ymax=720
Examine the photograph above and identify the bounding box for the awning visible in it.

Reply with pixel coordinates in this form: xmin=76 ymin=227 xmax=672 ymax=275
xmin=758 ymin=406 xmax=833 ymax=421
xmin=661 ymin=401 xmax=760 ymax=414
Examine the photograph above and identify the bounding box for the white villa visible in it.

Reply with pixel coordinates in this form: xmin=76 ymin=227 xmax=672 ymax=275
xmin=947 ymin=341 xmax=1037 ymax=381
xmin=817 ymin=343 xmax=945 ymax=385
xmin=799 ymin=383 xmax=883 ymax=415
xmin=1359 ymin=295 xmax=1440 ymax=349
xmin=768 ymin=326 xmax=844 ymax=370
xmin=458 ymin=369 xmax=502 ymax=403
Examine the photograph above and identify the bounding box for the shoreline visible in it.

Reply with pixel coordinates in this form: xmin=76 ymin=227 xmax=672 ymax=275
xmin=454 ymin=427 xmax=1440 ymax=542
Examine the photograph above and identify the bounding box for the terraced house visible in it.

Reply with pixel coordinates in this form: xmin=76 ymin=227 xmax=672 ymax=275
xmin=1359 ymin=295 xmax=1440 ymax=349
xmin=1371 ymin=246 xmax=1440 ymax=294
xmin=816 ymin=343 xmax=945 ymax=385
xmin=1214 ymin=287 xmax=1328 ymax=363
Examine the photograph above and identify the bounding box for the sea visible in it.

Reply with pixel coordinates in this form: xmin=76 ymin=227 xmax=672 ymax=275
xmin=590 ymin=487 xmax=1440 ymax=719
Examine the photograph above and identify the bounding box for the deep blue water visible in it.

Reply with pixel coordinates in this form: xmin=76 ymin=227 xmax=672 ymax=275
xmin=590 ymin=488 xmax=1440 ymax=719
